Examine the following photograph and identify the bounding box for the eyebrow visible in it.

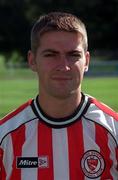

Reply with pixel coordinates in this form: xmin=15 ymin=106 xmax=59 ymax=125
xmin=68 ymin=50 xmax=82 ymax=54
xmin=41 ymin=49 xmax=82 ymax=55
xmin=41 ymin=49 xmax=59 ymax=54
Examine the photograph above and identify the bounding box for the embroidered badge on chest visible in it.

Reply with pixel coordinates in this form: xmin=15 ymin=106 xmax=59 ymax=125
xmin=17 ymin=156 xmax=49 ymax=168
xmin=81 ymin=150 xmax=105 ymax=178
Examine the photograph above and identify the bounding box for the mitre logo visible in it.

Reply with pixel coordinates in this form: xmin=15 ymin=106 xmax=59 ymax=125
xmin=81 ymin=150 xmax=105 ymax=178
xmin=17 ymin=156 xmax=49 ymax=168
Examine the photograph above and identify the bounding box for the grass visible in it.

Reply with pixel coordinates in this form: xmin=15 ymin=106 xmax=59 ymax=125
xmin=82 ymin=77 xmax=118 ymax=111
xmin=0 ymin=56 xmax=118 ymax=118
xmin=0 ymin=79 xmax=38 ymax=118
xmin=0 ymin=56 xmax=38 ymax=118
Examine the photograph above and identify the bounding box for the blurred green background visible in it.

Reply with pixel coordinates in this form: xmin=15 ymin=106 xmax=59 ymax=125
xmin=0 ymin=56 xmax=118 ymax=118
xmin=0 ymin=0 xmax=118 ymax=118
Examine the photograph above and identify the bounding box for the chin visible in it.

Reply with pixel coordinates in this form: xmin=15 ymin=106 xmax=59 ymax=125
xmin=51 ymin=90 xmax=76 ymax=100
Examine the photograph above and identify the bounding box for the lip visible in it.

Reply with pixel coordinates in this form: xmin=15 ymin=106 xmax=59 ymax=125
xmin=52 ymin=76 xmax=72 ymax=81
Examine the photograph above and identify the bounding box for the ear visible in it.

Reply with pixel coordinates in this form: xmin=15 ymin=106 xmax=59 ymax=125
xmin=84 ymin=51 xmax=90 ymax=72
xmin=28 ymin=50 xmax=37 ymax=72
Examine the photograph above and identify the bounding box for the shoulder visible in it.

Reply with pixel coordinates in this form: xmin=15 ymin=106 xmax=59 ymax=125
xmin=0 ymin=99 xmax=36 ymax=144
xmin=88 ymin=95 xmax=118 ymax=120
xmin=84 ymin=94 xmax=118 ymax=144
xmin=0 ymin=99 xmax=34 ymax=125
xmin=0 ymin=99 xmax=32 ymax=124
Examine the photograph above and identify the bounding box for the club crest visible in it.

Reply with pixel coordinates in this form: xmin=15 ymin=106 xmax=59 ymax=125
xmin=81 ymin=150 xmax=105 ymax=178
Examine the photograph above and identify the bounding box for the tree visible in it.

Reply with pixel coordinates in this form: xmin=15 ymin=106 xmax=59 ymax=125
xmin=0 ymin=0 xmax=118 ymax=61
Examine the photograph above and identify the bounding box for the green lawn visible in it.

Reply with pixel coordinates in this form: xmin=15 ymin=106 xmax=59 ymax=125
xmin=0 ymin=57 xmax=118 ymax=118
xmin=0 ymin=77 xmax=118 ymax=118
xmin=82 ymin=77 xmax=118 ymax=111
xmin=0 ymin=57 xmax=38 ymax=118
xmin=0 ymin=78 xmax=38 ymax=118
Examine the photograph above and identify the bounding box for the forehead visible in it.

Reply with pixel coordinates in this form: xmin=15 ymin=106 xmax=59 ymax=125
xmin=38 ymin=31 xmax=83 ymax=51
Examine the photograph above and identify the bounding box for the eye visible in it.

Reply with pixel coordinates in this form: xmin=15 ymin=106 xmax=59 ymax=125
xmin=72 ymin=53 xmax=81 ymax=57
xmin=68 ymin=53 xmax=81 ymax=61
xmin=44 ymin=53 xmax=56 ymax=57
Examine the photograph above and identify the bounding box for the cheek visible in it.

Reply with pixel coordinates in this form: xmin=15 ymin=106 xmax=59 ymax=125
xmin=74 ymin=62 xmax=85 ymax=73
xmin=37 ymin=63 xmax=51 ymax=83
xmin=40 ymin=60 xmax=56 ymax=71
xmin=37 ymin=61 xmax=49 ymax=73
xmin=74 ymin=63 xmax=85 ymax=80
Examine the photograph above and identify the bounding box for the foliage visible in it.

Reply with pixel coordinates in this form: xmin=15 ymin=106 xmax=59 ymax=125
xmin=0 ymin=0 xmax=118 ymax=62
xmin=4 ymin=51 xmax=28 ymax=68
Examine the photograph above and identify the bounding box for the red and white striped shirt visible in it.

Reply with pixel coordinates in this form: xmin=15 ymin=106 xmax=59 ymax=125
xmin=0 ymin=93 xmax=118 ymax=179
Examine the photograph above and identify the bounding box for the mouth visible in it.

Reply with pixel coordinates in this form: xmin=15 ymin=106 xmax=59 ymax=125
xmin=52 ymin=76 xmax=72 ymax=81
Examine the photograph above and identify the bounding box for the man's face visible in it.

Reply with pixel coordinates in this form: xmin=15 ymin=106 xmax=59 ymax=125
xmin=29 ymin=31 xmax=90 ymax=99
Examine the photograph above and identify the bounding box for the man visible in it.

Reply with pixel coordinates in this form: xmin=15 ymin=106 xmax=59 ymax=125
xmin=0 ymin=12 xmax=118 ymax=179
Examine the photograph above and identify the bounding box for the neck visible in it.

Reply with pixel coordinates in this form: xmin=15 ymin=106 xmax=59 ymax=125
xmin=38 ymin=91 xmax=82 ymax=118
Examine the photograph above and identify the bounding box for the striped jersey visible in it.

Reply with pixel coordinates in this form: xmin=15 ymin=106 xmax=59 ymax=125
xmin=0 ymin=93 xmax=118 ymax=180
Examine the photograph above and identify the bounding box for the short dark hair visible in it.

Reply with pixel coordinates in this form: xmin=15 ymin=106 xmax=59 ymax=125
xmin=31 ymin=12 xmax=88 ymax=53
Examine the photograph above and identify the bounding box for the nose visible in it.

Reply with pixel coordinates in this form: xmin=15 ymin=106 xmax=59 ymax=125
xmin=57 ymin=54 xmax=71 ymax=71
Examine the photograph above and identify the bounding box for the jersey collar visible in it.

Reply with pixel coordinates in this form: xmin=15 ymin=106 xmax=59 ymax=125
xmin=32 ymin=93 xmax=90 ymax=128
